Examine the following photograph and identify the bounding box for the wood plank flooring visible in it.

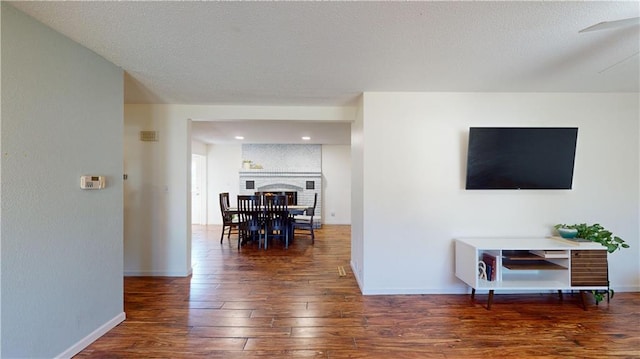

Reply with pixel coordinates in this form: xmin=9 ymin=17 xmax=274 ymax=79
xmin=76 ymin=225 xmax=640 ymax=358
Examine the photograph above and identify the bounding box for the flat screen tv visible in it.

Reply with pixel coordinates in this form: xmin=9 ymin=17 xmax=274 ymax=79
xmin=465 ymin=127 xmax=578 ymax=190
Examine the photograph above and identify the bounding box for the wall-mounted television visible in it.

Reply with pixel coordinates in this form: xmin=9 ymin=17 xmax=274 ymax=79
xmin=465 ymin=127 xmax=578 ymax=190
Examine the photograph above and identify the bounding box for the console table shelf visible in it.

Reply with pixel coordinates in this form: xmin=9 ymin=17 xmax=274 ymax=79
xmin=455 ymin=237 xmax=608 ymax=310
xmin=502 ymin=261 xmax=567 ymax=270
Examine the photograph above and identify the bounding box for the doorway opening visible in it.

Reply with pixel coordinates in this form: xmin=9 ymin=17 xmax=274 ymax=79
xmin=191 ymin=154 xmax=207 ymax=225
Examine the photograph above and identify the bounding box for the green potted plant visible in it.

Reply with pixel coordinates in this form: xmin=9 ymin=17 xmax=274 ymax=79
xmin=554 ymin=223 xmax=629 ymax=253
xmin=554 ymin=223 xmax=630 ymax=304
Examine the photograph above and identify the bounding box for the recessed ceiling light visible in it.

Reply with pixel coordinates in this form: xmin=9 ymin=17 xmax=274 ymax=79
xmin=235 ymin=136 xmax=244 ymax=140
xmin=302 ymin=136 xmax=311 ymax=140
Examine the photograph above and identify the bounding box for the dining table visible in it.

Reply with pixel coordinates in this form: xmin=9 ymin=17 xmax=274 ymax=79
xmin=226 ymin=205 xmax=310 ymax=247
xmin=225 ymin=205 xmax=309 ymax=216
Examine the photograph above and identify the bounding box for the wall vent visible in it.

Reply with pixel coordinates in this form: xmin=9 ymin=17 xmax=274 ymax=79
xmin=140 ymin=131 xmax=159 ymax=142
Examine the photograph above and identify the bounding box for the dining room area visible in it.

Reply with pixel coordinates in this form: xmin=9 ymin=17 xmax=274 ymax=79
xmin=189 ymin=139 xmax=352 ymax=257
xmin=219 ymin=190 xmax=318 ymax=250
xmin=194 ymin=140 xmax=352 ymax=238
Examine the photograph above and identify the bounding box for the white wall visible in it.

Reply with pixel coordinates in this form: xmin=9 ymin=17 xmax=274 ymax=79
xmin=192 ymin=140 xmax=208 ymax=156
xmin=206 ymin=143 xmax=352 ymax=225
xmin=124 ymin=105 xmax=353 ymax=270
xmin=191 ymin=140 xmax=208 ymax=225
xmin=207 ymin=144 xmax=242 ymax=225
xmin=243 ymin=144 xmax=321 ymax=171
xmin=124 ymin=106 xmax=192 ymax=276
xmin=1 ymin=4 xmax=124 ymax=357
xmin=355 ymin=92 xmax=639 ymax=294
xmin=322 ymin=145 xmax=351 ymax=224
xmin=351 ymin=97 xmax=365 ymax=286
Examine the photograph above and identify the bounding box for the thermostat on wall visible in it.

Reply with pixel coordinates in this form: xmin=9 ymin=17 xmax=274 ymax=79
xmin=80 ymin=175 xmax=105 ymax=190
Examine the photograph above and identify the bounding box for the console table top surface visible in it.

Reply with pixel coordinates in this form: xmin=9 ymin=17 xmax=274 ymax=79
xmin=455 ymin=237 xmax=604 ymax=250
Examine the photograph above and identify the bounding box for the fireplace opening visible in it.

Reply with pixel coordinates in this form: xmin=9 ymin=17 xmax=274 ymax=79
xmin=255 ymin=191 xmax=297 ymax=205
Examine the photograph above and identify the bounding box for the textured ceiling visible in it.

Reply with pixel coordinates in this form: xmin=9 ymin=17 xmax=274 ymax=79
xmin=191 ymin=120 xmax=351 ymax=145
xmin=9 ymin=1 xmax=640 ymax=144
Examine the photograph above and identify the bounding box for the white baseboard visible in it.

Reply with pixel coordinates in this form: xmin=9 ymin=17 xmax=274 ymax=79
xmin=609 ymin=285 xmax=640 ymax=292
xmin=124 ymin=266 xmax=193 ymax=277
xmin=350 ymin=260 xmax=364 ymax=292
xmin=360 ymin=287 xmax=640 ymax=295
xmin=56 ymin=312 xmax=125 ymax=359
xmin=361 ymin=287 xmax=470 ymax=295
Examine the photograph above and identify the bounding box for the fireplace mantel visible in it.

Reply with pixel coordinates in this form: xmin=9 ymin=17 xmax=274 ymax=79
xmin=239 ymin=170 xmax=321 ymax=178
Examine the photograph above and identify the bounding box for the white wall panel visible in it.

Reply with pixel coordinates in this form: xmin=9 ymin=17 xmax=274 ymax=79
xmin=322 ymin=145 xmax=351 ymax=224
xmin=359 ymin=92 xmax=639 ymax=294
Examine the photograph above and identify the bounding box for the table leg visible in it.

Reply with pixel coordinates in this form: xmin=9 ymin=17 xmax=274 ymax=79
xmin=471 ymin=288 xmax=476 ymax=300
xmin=487 ymin=290 xmax=494 ymax=310
xmin=580 ymin=290 xmax=588 ymax=310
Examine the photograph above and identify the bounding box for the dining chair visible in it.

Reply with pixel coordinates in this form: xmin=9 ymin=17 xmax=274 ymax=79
xmin=219 ymin=192 xmax=239 ymax=243
xmin=253 ymin=192 xmax=265 ymax=205
xmin=293 ymin=192 xmax=317 ymax=244
xmin=237 ymin=194 xmax=264 ymax=249
xmin=263 ymin=194 xmax=290 ymax=249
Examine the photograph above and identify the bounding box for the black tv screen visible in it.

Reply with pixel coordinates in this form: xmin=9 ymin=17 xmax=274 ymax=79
xmin=465 ymin=127 xmax=578 ymax=190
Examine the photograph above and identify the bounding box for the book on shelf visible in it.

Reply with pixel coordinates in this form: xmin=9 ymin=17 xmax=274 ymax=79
xmin=482 ymin=253 xmax=497 ymax=281
xmin=529 ymin=250 xmax=569 ymax=259
xmin=485 ymin=263 xmax=493 ymax=282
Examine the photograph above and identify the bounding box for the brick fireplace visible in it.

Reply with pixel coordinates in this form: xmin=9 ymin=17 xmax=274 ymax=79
xmin=239 ymin=170 xmax=322 ymax=225
xmin=239 ymin=144 xmax=322 ymax=227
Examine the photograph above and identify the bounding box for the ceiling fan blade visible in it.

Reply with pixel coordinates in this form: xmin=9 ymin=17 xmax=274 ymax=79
xmin=579 ymin=17 xmax=640 ymax=33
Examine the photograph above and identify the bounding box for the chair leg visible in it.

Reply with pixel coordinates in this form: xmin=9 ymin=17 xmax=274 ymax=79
xmin=285 ymin=228 xmax=289 ymax=249
xmin=237 ymin=227 xmax=245 ymax=250
xmin=220 ymin=225 xmax=226 ymax=243
xmin=289 ymin=224 xmax=294 ymax=247
xmin=310 ymin=225 xmax=315 ymax=244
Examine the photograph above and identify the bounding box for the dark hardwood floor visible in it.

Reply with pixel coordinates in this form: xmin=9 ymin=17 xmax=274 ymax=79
xmin=76 ymin=225 xmax=640 ymax=358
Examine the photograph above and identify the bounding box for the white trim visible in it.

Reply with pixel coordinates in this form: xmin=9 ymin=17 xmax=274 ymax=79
xmin=361 ymin=287 xmax=470 ymax=295
xmin=239 ymin=170 xmax=322 ymax=177
xmin=350 ymin=260 xmax=364 ymax=292
xmin=56 ymin=312 xmax=126 ymax=359
xmin=360 ymin=286 xmax=640 ymax=295
xmin=610 ymin=285 xmax=640 ymax=292
xmin=124 ymin=267 xmax=193 ymax=277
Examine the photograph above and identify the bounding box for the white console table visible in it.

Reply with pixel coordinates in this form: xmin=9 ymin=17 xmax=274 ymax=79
xmin=455 ymin=237 xmax=609 ymax=309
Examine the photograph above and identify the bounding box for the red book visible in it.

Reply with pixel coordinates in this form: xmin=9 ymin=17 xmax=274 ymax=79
xmin=482 ymin=253 xmax=497 ymax=281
